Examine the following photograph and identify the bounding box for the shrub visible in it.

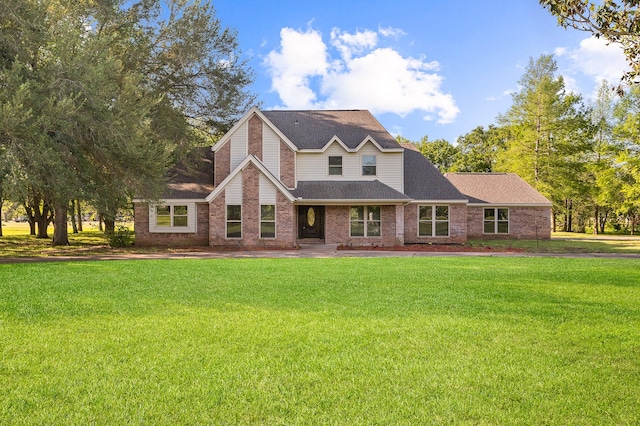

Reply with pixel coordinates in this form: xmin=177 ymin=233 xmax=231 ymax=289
xmin=105 ymin=226 xmax=134 ymax=248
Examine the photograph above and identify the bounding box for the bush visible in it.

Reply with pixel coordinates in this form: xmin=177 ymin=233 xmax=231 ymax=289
xmin=105 ymin=226 xmax=134 ymax=248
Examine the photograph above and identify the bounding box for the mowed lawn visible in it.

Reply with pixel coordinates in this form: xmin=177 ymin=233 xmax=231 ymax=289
xmin=1 ymin=257 xmax=639 ymax=424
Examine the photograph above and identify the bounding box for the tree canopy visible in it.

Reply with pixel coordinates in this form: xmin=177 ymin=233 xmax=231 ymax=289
xmin=0 ymin=0 xmax=256 ymax=244
xmin=539 ymin=0 xmax=640 ymax=89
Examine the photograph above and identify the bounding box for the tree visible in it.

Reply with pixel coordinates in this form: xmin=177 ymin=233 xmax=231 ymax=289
xmin=613 ymin=85 xmax=640 ymax=233
xmin=416 ymin=136 xmax=460 ymax=172
xmin=0 ymin=0 xmax=256 ymax=244
xmin=539 ymin=0 xmax=638 ymax=89
xmin=497 ymin=54 xmax=593 ymax=231
xmin=451 ymin=125 xmax=507 ymax=172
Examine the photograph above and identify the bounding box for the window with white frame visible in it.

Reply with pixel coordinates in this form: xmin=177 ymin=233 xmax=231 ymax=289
xmin=328 ymin=156 xmax=342 ymax=176
xmin=418 ymin=205 xmax=449 ymax=237
xmin=260 ymin=204 xmax=276 ymax=238
xmin=350 ymin=206 xmax=381 ymax=237
xmin=155 ymin=205 xmax=188 ymax=228
xmin=362 ymin=155 xmax=377 ymax=176
xmin=484 ymin=207 xmax=509 ymax=234
xmin=226 ymin=205 xmax=242 ymax=238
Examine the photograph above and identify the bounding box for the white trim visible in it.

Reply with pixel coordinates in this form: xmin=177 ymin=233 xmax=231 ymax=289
xmin=295 ymin=199 xmax=409 ymax=205
xmin=409 ymin=199 xmax=468 ymax=204
xmin=417 ymin=204 xmax=450 ymax=238
xmin=468 ymin=203 xmax=552 ymax=207
xmin=349 ymin=205 xmax=382 ymax=238
xmin=482 ymin=207 xmax=510 ymax=235
xmin=260 ymin=203 xmax=277 ymax=239
xmin=149 ymin=202 xmax=197 ymax=233
xmin=361 ymin=154 xmax=377 ymax=177
xmin=206 ymin=155 xmax=296 ymax=203
xmin=225 ymin=204 xmax=242 ymax=239
xmin=327 ymin=154 xmax=343 ymax=177
xmin=213 ymin=107 xmax=298 ymax=153
xmin=299 ymin=135 xmax=404 ymax=153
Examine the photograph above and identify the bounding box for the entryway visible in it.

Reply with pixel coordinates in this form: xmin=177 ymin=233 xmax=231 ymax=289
xmin=297 ymin=206 xmax=325 ymax=240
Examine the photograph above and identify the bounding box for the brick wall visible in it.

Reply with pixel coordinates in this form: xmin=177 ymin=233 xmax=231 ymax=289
xmin=404 ymin=203 xmax=467 ymax=244
xmin=134 ymin=202 xmax=210 ymax=247
xmin=209 ymin=163 xmax=296 ymax=248
xmin=280 ymin=140 xmax=295 ymax=188
xmin=214 ymin=142 xmax=231 ymax=188
xmin=467 ymin=206 xmax=551 ymax=239
xmin=208 ymin=191 xmax=228 ymax=246
xmin=325 ymin=205 xmax=398 ymax=246
xmin=248 ymin=114 xmax=263 ymax=160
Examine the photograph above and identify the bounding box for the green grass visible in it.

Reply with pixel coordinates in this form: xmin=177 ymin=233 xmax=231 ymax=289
xmin=1 ymin=257 xmax=639 ymax=424
xmin=469 ymin=231 xmax=640 ymax=254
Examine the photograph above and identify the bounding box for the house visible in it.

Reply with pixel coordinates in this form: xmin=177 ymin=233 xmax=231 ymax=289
xmin=134 ymin=107 xmax=551 ymax=247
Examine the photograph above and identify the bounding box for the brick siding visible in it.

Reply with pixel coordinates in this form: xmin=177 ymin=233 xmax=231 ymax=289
xmin=404 ymin=203 xmax=467 ymax=244
xmin=467 ymin=206 xmax=551 ymax=239
xmin=134 ymin=203 xmax=209 ymax=247
xmin=325 ymin=205 xmax=399 ymax=246
xmin=214 ymin=142 xmax=231 ymax=188
xmin=248 ymin=114 xmax=263 ymax=160
xmin=280 ymin=140 xmax=295 ymax=188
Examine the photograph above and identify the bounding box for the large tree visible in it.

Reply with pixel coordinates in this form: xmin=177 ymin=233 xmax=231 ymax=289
xmin=0 ymin=0 xmax=256 ymax=244
xmin=451 ymin=125 xmax=508 ymax=172
xmin=539 ymin=0 xmax=638 ymax=88
xmin=497 ymin=54 xmax=593 ymax=231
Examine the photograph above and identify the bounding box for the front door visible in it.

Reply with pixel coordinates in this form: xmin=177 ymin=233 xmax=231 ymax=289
xmin=298 ymin=206 xmax=325 ymax=239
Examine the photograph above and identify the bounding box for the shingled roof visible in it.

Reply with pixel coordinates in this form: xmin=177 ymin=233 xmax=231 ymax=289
xmin=445 ymin=173 xmax=552 ymax=205
xmin=291 ymin=180 xmax=410 ymax=202
xmin=403 ymin=148 xmax=467 ymax=201
xmin=261 ymin=110 xmax=401 ymax=150
xmin=163 ymin=147 xmax=214 ymax=199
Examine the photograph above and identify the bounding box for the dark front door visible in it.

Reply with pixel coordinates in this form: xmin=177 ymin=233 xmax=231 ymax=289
xmin=298 ymin=206 xmax=325 ymax=239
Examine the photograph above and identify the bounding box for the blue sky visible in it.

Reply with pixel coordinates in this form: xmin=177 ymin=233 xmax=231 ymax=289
xmin=213 ymin=0 xmax=628 ymax=143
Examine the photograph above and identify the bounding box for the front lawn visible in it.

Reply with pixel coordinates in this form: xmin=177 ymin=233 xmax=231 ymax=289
xmin=1 ymin=257 xmax=639 ymax=424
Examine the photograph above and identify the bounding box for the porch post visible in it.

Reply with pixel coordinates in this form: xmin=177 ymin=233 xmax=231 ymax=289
xmin=395 ymin=204 xmax=405 ymax=245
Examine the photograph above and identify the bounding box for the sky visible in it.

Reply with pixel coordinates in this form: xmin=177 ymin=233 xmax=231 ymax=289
xmin=212 ymin=0 xmax=629 ymax=144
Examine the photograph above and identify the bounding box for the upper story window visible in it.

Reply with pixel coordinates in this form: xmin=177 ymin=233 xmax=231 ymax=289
xmin=362 ymin=155 xmax=377 ymax=176
xmin=484 ymin=208 xmax=509 ymax=234
xmin=328 ymin=156 xmax=343 ymax=176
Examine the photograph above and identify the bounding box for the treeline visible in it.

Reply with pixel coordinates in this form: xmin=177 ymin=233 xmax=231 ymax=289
xmin=402 ymin=55 xmax=640 ymax=234
xmin=0 ymin=0 xmax=255 ymax=243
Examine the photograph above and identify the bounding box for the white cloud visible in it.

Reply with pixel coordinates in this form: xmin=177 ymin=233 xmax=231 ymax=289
xmin=378 ymin=26 xmax=406 ymax=39
xmin=567 ymin=36 xmax=628 ymax=84
xmin=264 ymin=26 xmax=459 ymax=124
xmin=264 ymin=27 xmax=329 ymax=108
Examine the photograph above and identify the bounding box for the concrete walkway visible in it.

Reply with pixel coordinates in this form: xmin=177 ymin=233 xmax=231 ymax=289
xmin=2 ymin=243 xmax=640 ymax=264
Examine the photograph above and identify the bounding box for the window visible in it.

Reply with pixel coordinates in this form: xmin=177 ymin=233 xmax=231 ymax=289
xmin=328 ymin=156 xmax=342 ymax=175
xmin=484 ymin=208 xmax=509 ymax=234
xmin=226 ymin=205 xmax=242 ymax=238
xmin=350 ymin=206 xmax=381 ymax=237
xmin=418 ymin=205 xmax=449 ymax=237
xmin=362 ymin=155 xmax=377 ymax=176
xmin=260 ymin=204 xmax=276 ymax=238
xmin=156 ymin=205 xmax=188 ymax=227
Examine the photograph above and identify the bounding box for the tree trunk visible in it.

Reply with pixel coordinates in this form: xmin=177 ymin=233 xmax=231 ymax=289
xmin=32 ymin=201 xmax=53 ymax=239
xmin=70 ymin=200 xmax=78 ymax=234
xmin=593 ymin=205 xmax=599 ymax=235
xmin=103 ymin=216 xmax=115 ymax=233
xmin=52 ymin=204 xmax=69 ymax=246
xmin=23 ymin=203 xmax=36 ymax=235
xmin=0 ymin=198 xmax=3 ymax=237
xmin=76 ymin=200 xmax=83 ymax=232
